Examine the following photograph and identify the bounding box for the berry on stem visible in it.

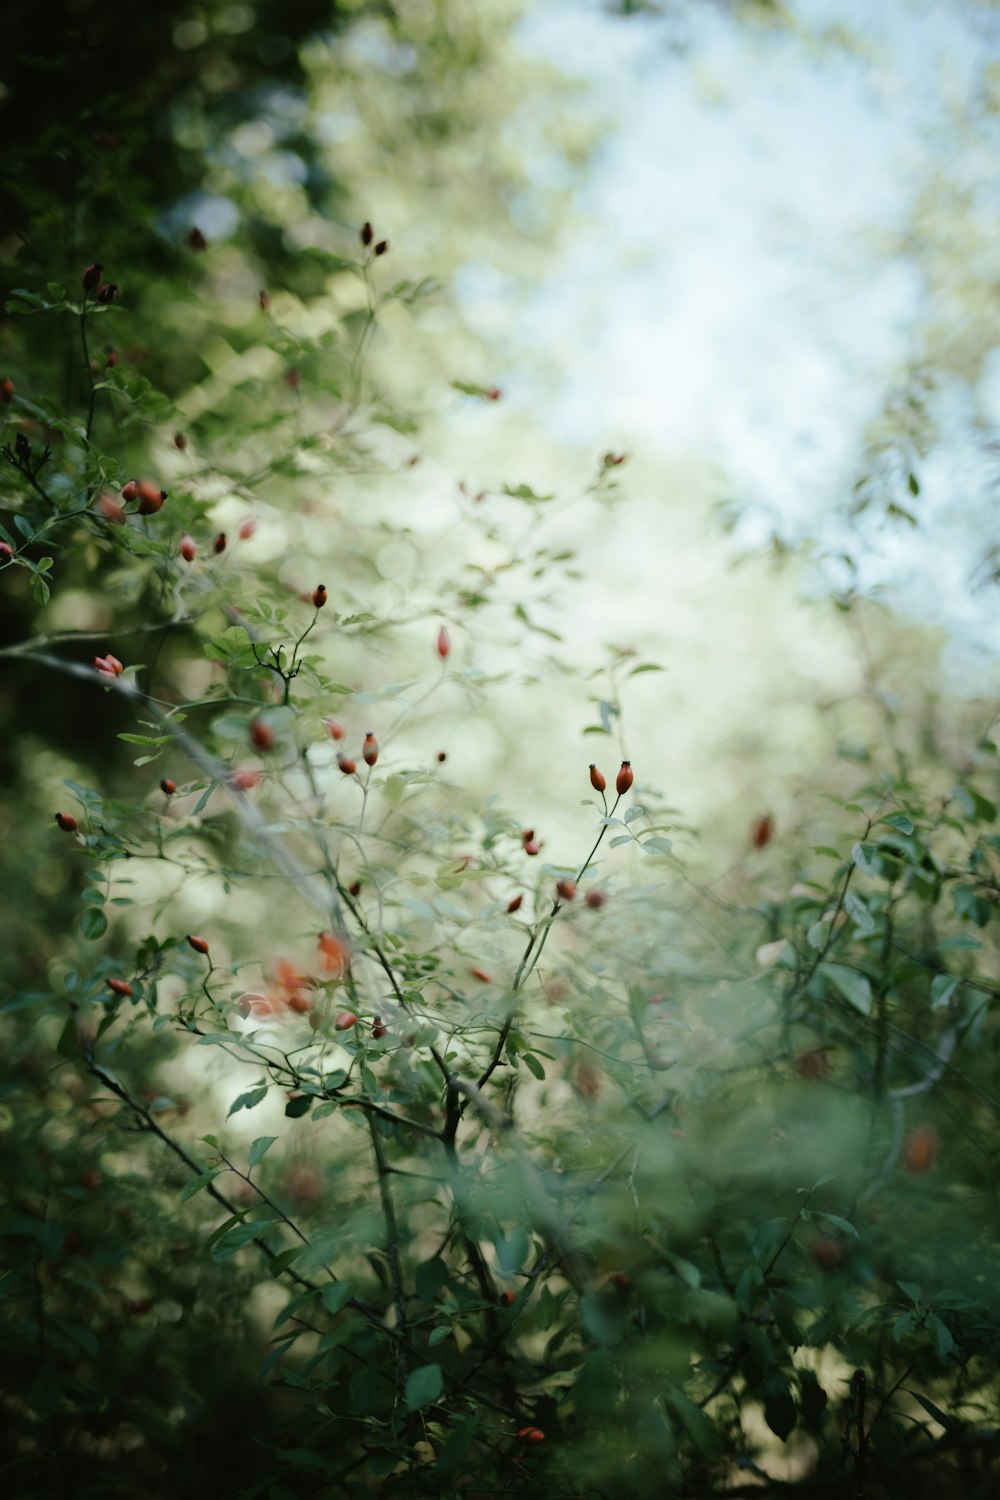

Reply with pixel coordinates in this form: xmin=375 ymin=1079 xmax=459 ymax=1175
xmin=751 ymin=813 xmax=774 ymax=849
xmin=107 ymin=978 xmax=133 ymax=998
xmin=585 ymin=889 xmax=607 ymax=910
xmin=436 ymin=625 xmax=451 ymax=660
xmin=54 ymin=812 xmax=78 ymax=832
xmin=616 ymin=761 xmax=633 ymax=795
xmin=506 ymin=894 xmax=523 ymax=913
xmin=83 ymin=263 xmax=104 ymax=291
xmin=0 ymin=379 xmax=14 ymax=402
xmin=360 ymin=221 xmax=373 ymax=247
xmin=186 ymin=935 xmax=210 ymax=955
xmin=250 ymin=719 xmax=275 ymax=753
xmin=0 ymin=541 xmax=13 ymax=561
xmin=95 ymin=283 xmax=118 ymax=304
xmin=334 ymin=1011 xmax=357 ymax=1031
xmin=337 ymin=754 xmax=357 ymax=775
xmin=556 ymin=879 xmax=577 ymax=902
xmin=179 ymin=535 xmax=197 ymax=562
xmin=312 ymin=583 xmax=327 ymax=609
xmin=136 ymin=481 xmax=167 ymax=516
xmin=362 ymin=731 xmax=379 ymax=766
xmin=213 ymin=533 xmax=227 ymax=554
xmin=589 ymin=764 xmax=606 ymax=793
xmin=327 ymin=718 xmax=345 ymax=741
xmin=160 ymin=778 xmax=177 ymax=796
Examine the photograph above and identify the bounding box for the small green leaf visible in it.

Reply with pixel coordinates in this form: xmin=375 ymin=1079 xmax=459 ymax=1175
xmin=248 ymin=1136 xmax=277 ymax=1168
xmin=405 ymin=1363 xmax=443 ymax=1412
xmin=821 ymin=963 xmax=872 ymax=1015
xmin=181 ymin=1169 xmax=222 ymax=1202
xmin=522 ymin=1052 xmax=546 ymax=1080
xmin=320 ymin=1282 xmax=353 ymax=1316
xmin=285 ymin=1094 xmax=312 ymax=1119
xmin=227 ymin=1084 xmax=268 ymax=1116
xmin=80 ymin=908 xmax=108 ymax=941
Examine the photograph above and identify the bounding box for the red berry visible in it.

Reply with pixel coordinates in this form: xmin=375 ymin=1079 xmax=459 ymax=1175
xmin=612 ymin=1272 xmax=631 ymax=1290
xmin=811 ymin=1237 xmax=843 ymax=1271
xmin=120 ymin=480 xmax=139 ymax=503
xmin=0 ymin=541 xmax=13 ymax=561
xmin=0 ymin=378 xmax=13 ymax=403
xmin=92 ymin=653 xmax=124 ymax=679
xmin=95 ymin=283 xmax=118 ymax=304
xmin=589 ymin=764 xmax=606 ymax=793
xmin=213 ymin=533 xmax=227 ymax=554
xmin=523 ymin=840 xmax=542 ymax=857
xmin=470 ymin=967 xmax=492 ymax=984
xmin=362 ymin=731 xmax=379 ymax=766
xmin=372 ymin=1022 xmax=388 ymax=1039
xmin=522 ymin=829 xmax=535 ymax=844
xmin=107 ymin=978 xmax=133 ymax=998
xmin=360 ymin=222 xmax=374 ymax=247
xmin=327 ymin=718 xmax=346 ymax=741
xmin=334 ymin=1011 xmax=357 ymax=1031
xmin=174 ymin=431 xmax=187 ymax=451
xmin=485 ymin=386 xmax=501 ymax=401
xmin=186 ymin=935 xmax=210 ymax=955
xmin=83 ymin=263 xmax=104 ymax=291
xmin=436 ymin=750 xmax=447 ymax=762
xmin=95 ymin=492 xmax=125 ymax=524
xmin=751 ymin=813 xmax=774 ymax=849
xmin=374 ymin=239 xmax=388 ymax=256
xmin=499 ymin=1291 xmax=515 ymax=1306
xmin=160 ymin=778 xmax=177 ymax=796
xmin=136 ymin=481 xmax=167 ymax=516
xmin=179 ymin=534 xmax=197 ymax=562
xmin=54 ymin=812 xmax=78 ymax=832
xmin=616 ymin=761 xmax=633 ymax=796
xmin=585 ymin=889 xmax=607 ymax=910
xmin=556 ymin=879 xmax=577 ymax=902
xmin=312 ymin=583 xmax=327 ymax=609
xmin=516 ymin=1427 xmax=544 ymax=1443
xmin=348 ymin=880 xmax=362 ymax=897
xmin=903 ymin=1124 xmax=939 ymax=1174
xmin=250 ymin=719 xmax=275 ymax=753
xmin=436 ymin=625 xmax=451 ymax=660
xmin=230 ymin=768 xmax=261 ymax=791
xmin=337 ymin=754 xmax=357 ymax=775
xmin=105 ymin=349 xmax=119 ymax=368
xmin=238 ymin=517 xmax=257 ymax=539
xmin=506 ymin=895 xmax=523 ymax=913
xmin=287 ymin=994 xmax=310 ymax=1014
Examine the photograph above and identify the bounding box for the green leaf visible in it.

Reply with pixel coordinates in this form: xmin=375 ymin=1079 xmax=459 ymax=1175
xmin=821 ymin=963 xmax=872 ymax=1015
xmin=405 ymin=1363 xmax=443 ymax=1412
xmin=210 ymin=1219 xmax=269 ymax=1261
xmin=926 ymin=1314 xmax=956 ymax=1359
xmin=663 ymin=1383 xmax=721 ymax=1457
xmin=285 ymin=1095 xmax=312 ymax=1119
xmin=435 ymin=1412 xmax=480 ymax=1477
xmin=522 ymin=1052 xmax=546 ymax=1080
xmin=879 ymin=812 xmax=914 ymax=834
xmin=320 ymin=1281 xmax=354 ymax=1316
xmin=248 ymin=1136 xmax=277 ymax=1168
xmin=181 ymin=1169 xmax=222 ymax=1202
xmin=227 ymin=1084 xmax=268 ymax=1116
xmin=415 ymin=1257 xmax=450 ymax=1303
xmin=763 ymin=1374 xmax=796 ymax=1441
xmin=816 ymin=1212 xmax=859 ymax=1239
xmin=80 ymin=908 xmax=108 ymax=940
xmin=643 ymin=835 xmax=674 ymax=855
xmin=931 ymin=974 xmax=960 ymax=1010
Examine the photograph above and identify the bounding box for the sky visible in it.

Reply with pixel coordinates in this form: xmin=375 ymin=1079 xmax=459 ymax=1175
xmin=493 ymin=0 xmax=1000 ymax=669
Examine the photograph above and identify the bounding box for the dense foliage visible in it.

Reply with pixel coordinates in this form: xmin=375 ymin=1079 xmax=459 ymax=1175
xmin=2 ymin=4 xmax=999 ymax=1498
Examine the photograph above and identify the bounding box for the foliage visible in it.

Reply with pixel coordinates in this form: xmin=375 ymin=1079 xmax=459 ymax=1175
xmin=2 ymin=5 xmax=1000 ymax=1500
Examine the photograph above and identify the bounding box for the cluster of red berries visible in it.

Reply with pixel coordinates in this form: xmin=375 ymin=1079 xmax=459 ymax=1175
xmin=327 ymin=719 xmax=380 ymax=776
xmin=589 ymin=761 xmax=633 ymax=796
xmin=83 ymin=262 xmax=117 ymax=304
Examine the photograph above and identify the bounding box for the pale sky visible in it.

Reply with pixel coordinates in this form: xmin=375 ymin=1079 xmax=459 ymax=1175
xmin=490 ymin=0 xmax=1000 ymax=669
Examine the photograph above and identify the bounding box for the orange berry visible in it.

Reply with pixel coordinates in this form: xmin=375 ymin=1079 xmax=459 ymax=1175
xmin=751 ymin=813 xmax=774 ymax=849
xmin=0 ymin=378 xmax=13 ymax=402
xmin=250 ymin=719 xmax=275 ymax=753
xmin=179 ymin=535 xmax=197 ymax=562
xmin=616 ymin=761 xmax=633 ymax=796
xmin=585 ymin=889 xmax=607 ymax=909
xmin=903 ymin=1124 xmax=939 ymax=1174
xmin=230 ymin=768 xmax=261 ymax=791
xmin=136 ymin=481 xmax=167 ymax=516
xmin=120 ymin=479 xmax=139 ymax=503
xmin=95 ymin=491 xmax=125 ymax=524
xmin=287 ymin=994 xmax=310 ymax=1014
xmin=556 ymin=879 xmax=577 ymax=902
xmin=362 ymin=731 xmax=379 ymax=766
xmin=589 ymin=764 xmax=606 ymax=793
xmin=334 ymin=1011 xmax=357 ymax=1032
xmin=160 ymin=778 xmax=177 ymax=796
xmin=107 ymin=978 xmax=133 ymax=998
xmin=470 ymin=967 xmax=492 ymax=983
xmin=186 ymin=935 xmax=210 ymax=955
xmin=436 ymin=625 xmax=451 ymax=660
xmin=337 ymin=754 xmax=357 ymax=776
xmin=499 ymin=1291 xmax=515 ymax=1306
xmin=327 ymin=718 xmax=346 ymax=741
